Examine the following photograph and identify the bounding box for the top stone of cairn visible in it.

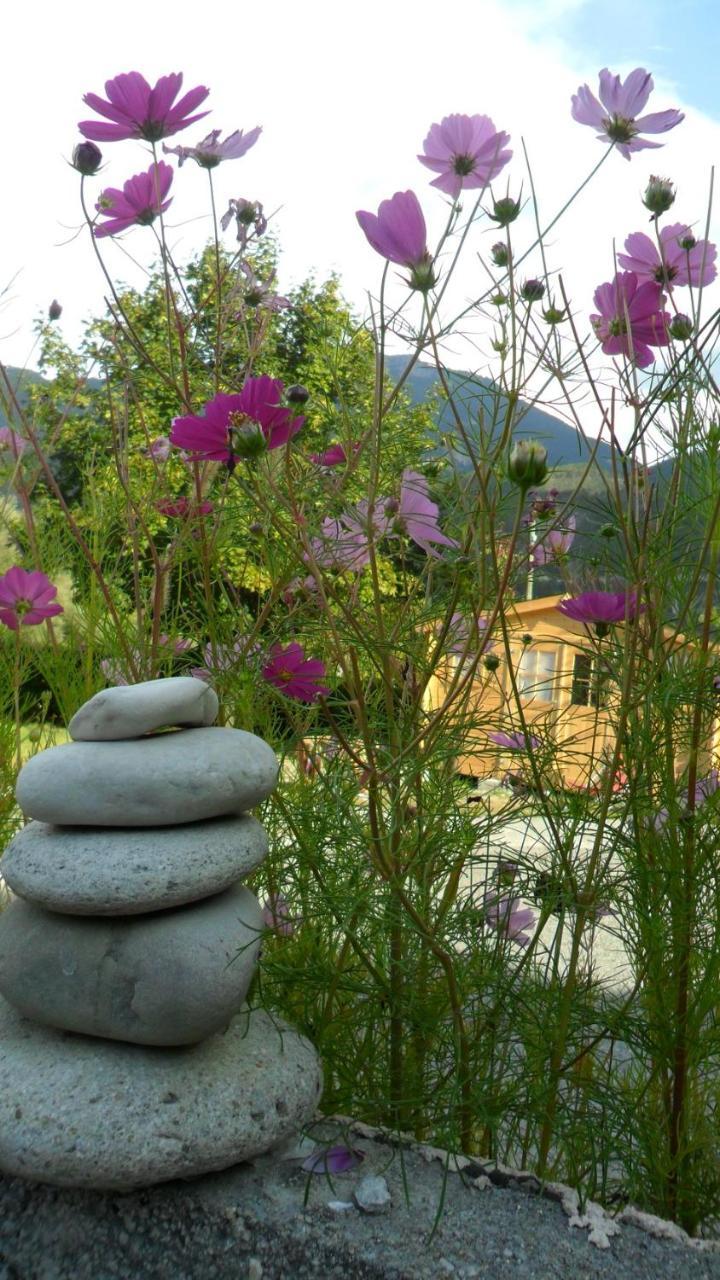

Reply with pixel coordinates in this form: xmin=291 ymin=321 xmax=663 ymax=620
xmin=68 ymin=677 xmax=218 ymax=741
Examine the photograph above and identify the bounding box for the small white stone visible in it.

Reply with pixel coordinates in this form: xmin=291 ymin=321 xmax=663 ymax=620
xmin=68 ymin=677 xmax=218 ymax=741
xmin=15 ymin=727 xmax=278 ymax=827
xmin=327 ymin=1200 xmax=355 ymax=1212
xmin=353 ymin=1174 xmax=391 ymax=1214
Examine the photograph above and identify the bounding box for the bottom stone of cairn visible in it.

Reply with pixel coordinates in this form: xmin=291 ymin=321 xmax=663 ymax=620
xmin=0 ymin=999 xmax=323 ymax=1190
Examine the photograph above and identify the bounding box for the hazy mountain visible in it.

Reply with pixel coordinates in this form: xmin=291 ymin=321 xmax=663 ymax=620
xmin=385 ymin=353 xmax=614 ymax=471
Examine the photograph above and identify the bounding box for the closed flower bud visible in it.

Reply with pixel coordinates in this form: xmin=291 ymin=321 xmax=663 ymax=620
xmin=48 ymin=299 xmax=62 ymax=321
xmin=384 ymin=497 xmax=400 ymax=517
xmin=286 ymin=384 xmax=310 ymax=405
xmin=491 ymin=291 xmax=507 ymax=307
xmin=521 ymin=633 xmax=533 ymax=646
xmin=669 ymin=313 xmax=693 ymax=340
xmin=489 ymin=196 xmax=521 ymax=227
xmin=491 ymin=241 xmax=510 ymax=267
xmin=642 ymin=175 xmax=675 ymax=216
xmin=483 ymin=653 xmax=501 ymax=672
xmin=600 ymin=523 xmax=618 ymax=539
xmin=679 ymin=232 xmax=697 ymax=250
xmin=232 ymin=423 xmax=267 ymax=460
xmin=72 ymin=141 xmax=103 ymax=175
xmin=248 ymin=522 xmax=263 ymax=535
xmin=508 ymin=440 xmax=548 ymax=489
xmin=521 ymin=278 xmax=545 ymax=303
xmin=543 ymin=304 xmax=565 ymax=325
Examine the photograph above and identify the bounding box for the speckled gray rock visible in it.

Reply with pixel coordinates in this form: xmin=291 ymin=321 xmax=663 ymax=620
xmin=1 ymin=814 xmax=268 ymax=915
xmin=0 ymin=883 xmax=264 ymax=1045
xmin=15 ymin=727 xmax=278 ymax=827
xmin=68 ymin=677 xmax=219 ymax=741
xmin=0 ymin=999 xmax=323 ymax=1190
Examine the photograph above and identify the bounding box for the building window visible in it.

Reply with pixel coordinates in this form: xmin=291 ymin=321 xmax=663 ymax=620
xmin=571 ymin=653 xmax=602 ymax=707
xmin=517 ymin=648 xmax=556 ymax=702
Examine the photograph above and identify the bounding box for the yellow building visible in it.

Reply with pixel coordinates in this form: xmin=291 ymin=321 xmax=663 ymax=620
xmin=430 ymin=594 xmax=622 ymax=790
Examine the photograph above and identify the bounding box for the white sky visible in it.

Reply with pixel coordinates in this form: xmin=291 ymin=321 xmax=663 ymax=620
xmin=3 ymin=0 xmax=719 ymax=445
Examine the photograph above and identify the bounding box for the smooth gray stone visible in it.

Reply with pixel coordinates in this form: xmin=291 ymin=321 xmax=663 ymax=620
xmin=15 ymin=727 xmax=278 ymax=827
xmin=1 ymin=815 xmax=268 ymax=915
xmin=0 ymin=1000 xmax=322 ymax=1190
xmin=68 ymin=677 xmax=219 ymax=741
xmin=0 ymin=883 xmax=264 ymax=1045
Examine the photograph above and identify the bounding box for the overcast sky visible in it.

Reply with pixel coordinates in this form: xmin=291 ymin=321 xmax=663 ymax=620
xmin=3 ymin=0 xmax=719 ymax=445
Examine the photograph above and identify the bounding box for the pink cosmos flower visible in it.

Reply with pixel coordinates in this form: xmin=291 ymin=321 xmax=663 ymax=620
xmin=262 ymin=642 xmax=330 ymax=703
xmin=221 ymin=198 xmax=267 ymax=248
xmin=94 ymin=162 xmax=173 ymax=239
xmin=590 ymin=272 xmax=670 ymax=367
xmin=144 ymin=436 xmax=171 ymax=461
xmin=488 ymin=731 xmax=540 ymax=752
xmin=557 ymin=590 xmax=642 ymax=634
xmin=163 ymin=126 xmax=261 ymax=168
xmin=396 ymin=470 xmax=458 ymax=557
xmin=356 ymin=192 xmax=435 ymax=288
xmin=0 ymin=427 xmax=28 ymax=457
xmin=309 ymin=443 xmax=359 ymax=467
xmin=484 ymin=895 xmax=536 ymax=947
xmin=190 ymin=640 xmax=249 ymax=682
xmin=617 ymin=224 xmax=717 ymax=290
xmin=571 ymin=67 xmax=684 ymax=160
xmin=447 ymin=613 xmax=491 ymax=656
xmin=170 ymin=377 xmax=304 ymax=464
xmin=302 ymin=1145 xmax=365 ymax=1175
xmin=306 ymin=517 xmax=370 ymax=573
xmin=237 ymin=263 xmax=290 ymax=312
xmin=261 ymin=893 xmax=297 ymax=937
xmin=0 ymin=566 xmax=64 ymax=631
xmin=530 ymin=516 xmax=576 ymax=567
xmin=79 ymin=71 xmax=210 ymax=144
xmin=155 ymin=497 xmax=214 ymax=518
xmin=419 ymin=113 xmax=512 ymax=198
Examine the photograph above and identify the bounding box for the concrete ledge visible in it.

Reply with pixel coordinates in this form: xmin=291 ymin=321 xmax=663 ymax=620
xmin=1 ymin=1118 xmax=720 ymax=1279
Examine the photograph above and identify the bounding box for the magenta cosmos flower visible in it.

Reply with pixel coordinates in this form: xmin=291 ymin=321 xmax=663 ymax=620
xmin=0 ymin=427 xmax=28 ymax=457
xmin=155 ymin=497 xmax=214 ymax=518
xmin=164 ymin=126 xmax=261 ymax=168
xmin=571 ymin=67 xmax=684 ymax=160
xmin=0 ymin=566 xmax=64 ymax=631
xmin=396 ymin=470 xmax=458 ymax=557
xmin=419 ymin=113 xmax=512 ymax=198
xmin=484 ymin=895 xmax=536 ymax=947
xmin=488 ymin=730 xmax=541 ymax=752
xmin=302 ymin=1145 xmax=365 ymax=1175
xmin=94 ymin=162 xmax=173 ymax=239
xmin=530 ymin=516 xmax=576 ymax=567
xmin=170 ymin=377 xmax=304 ymax=464
xmin=590 ymin=272 xmax=670 ymax=367
xmin=262 ymin=642 xmax=330 ymax=703
xmin=309 ymin=443 xmax=359 ymax=467
xmin=557 ymin=590 xmax=643 ymax=636
xmin=79 ymin=71 xmax=209 ymax=144
xmin=617 ymin=224 xmax=717 ymax=290
xmin=261 ymin=893 xmax=297 ymax=937
xmin=356 ymin=191 xmax=435 ymax=289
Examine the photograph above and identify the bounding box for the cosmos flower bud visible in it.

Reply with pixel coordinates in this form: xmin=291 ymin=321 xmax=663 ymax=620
xmin=521 ymin=279 xmax=545 ymax=303
xmin=491 ymin=241 xmax=510 ymax=267
xmin=489 ymin=196 xmax=521 ymax=226
xmin=72 ymin=141 xmax=103 ymax=175
xmin=521 ymin=633 xmax=533 ymax=646
xmin=642 ymin=175 xmax=675 ymax=216
xmin=384 ymin=497 xmax=400 ymax=517
xmin=679 ymin=231 xmax=697 ymax=250
xmin=669 ymin=313 xmax=693 ymax=340
xmin=286 ymin=384 xmax=310 ymax=405
xmin=491 ymin=292 xmax=507 ymax=307
xmin=543 ymin=304 xmax=566 ymax=325
xmin=483 ymin=653 xmax=501 ymax=672
xmin=232 ymin=423 xmax=267 ymax=460
xmin=48 ymin=300 xmax=62 ymax=321
xmin=508 ymin=440 xmax=548 ymax=489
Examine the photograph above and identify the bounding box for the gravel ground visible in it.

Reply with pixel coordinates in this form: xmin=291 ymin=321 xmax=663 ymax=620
xmin=1 ymin=1120 xmax=719 ymax=1280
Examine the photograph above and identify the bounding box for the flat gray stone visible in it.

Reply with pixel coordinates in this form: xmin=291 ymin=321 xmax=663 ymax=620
xmin=0 ymin=999 xmax=322 ymax=1190
xmin=68 ymin=677 xmax=219 ymax=741
xmin=0 ymin=883 xmax=264 ymax=1045
xmin=15 ymin=727 xmax=278 ymax=827
xmin=1 ymin=815 xmax=268 ymax=915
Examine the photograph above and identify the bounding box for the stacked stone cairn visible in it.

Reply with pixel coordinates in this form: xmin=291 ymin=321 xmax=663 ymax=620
xmin=0 ymin=677 xmax=322 ymax=1190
